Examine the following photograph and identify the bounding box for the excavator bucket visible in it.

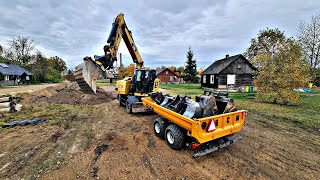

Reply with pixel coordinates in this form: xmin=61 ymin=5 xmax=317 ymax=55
xmin=75 ymin=60 xmax=99 ymax=94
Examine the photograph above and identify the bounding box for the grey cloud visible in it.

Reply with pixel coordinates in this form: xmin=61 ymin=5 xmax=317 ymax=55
xmin=0 ymin=0 xmax=319 ymax=68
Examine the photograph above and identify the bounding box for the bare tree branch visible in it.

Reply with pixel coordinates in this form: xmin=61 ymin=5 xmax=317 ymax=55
xmin=4 ymin=35 xmax=36 ymax=65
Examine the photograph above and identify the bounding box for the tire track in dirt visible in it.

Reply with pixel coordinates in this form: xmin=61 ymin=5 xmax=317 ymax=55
xmin=30 ymin=100 xmax=320 ymax=180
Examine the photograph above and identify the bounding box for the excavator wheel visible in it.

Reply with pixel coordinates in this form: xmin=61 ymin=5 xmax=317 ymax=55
xmin=125 ymin=99 xmax=133 ymax=114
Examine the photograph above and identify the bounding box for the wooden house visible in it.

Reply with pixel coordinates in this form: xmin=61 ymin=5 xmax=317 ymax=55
xmin=201 ymin=54 xmax=257 ymax=88
xmin=156 ymin=68 xmax=182 ymax=84
xmin=0 ymin=62 xmax=33 ymax=86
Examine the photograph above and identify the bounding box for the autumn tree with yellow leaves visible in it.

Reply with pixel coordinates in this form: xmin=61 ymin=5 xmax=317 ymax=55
xmin=246 ymin=28 xmax=309 ymax=105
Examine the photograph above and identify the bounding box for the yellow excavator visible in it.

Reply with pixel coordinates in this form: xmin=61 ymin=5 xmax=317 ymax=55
xmin=75 ymin=13 xmax=160 ymax=113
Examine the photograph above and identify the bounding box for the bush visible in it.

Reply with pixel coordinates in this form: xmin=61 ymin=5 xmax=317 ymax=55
xmin=47 ymin=68 xmax=63 ymax=83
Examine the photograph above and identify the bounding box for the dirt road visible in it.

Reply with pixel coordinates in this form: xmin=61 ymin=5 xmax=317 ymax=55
xmin=0 ymin=83 xmax=319 ymax=179
xmin=40 ymin=102 xmax=320 ymax=180
xmin=0 ymin=84 xmax=56 ymax=95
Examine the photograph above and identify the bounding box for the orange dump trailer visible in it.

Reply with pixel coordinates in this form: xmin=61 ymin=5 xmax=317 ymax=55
xmin=142 ymin=97 xmax=247 ymax=158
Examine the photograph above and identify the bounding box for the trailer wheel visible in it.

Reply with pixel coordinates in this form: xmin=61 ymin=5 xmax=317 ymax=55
xmin=125 ymin=99 xmax=132 ymax=114
xmin=165 ymin=124 xmax=185 ymax=150
xmin=154 ymin=116 xmax=166 ymax=139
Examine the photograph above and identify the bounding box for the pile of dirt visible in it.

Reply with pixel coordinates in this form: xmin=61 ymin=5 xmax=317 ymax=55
xmin=17 ymin=81 xmax=115 ymax=106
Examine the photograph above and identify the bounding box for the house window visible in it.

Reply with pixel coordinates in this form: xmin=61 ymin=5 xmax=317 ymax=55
xmin=26 ymin=76 xmax=30 ymax=80
xmin=227 ymin=74 xmax=236 ymax=85
xmin=203 ymin=75 xmax=206 ymax=83
xmin=237 ymin=64 xmax=241 ymax=69
xmin=170 ymin=76 xmax=173 ymax=81
xmin=166 ymin=71 xmax=168 ymax=75
xmin=210 ymin=75 xmax=214 ymax=84
xmin=5 ymin=75 xmax=9 ymax=81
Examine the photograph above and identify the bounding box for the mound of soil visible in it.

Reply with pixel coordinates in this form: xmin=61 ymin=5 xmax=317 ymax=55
xmin=17 ymin=82 xmax=115 ymax=106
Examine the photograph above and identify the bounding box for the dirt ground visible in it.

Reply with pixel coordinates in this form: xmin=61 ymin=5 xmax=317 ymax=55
xmin=0 ymin=82 xmax=319 ymax=179
xmin=0 ymin=84 xmax=57 ymax=95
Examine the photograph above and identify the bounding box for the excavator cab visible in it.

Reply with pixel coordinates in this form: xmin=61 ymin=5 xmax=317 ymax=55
xmin=131 ymin=69 xmax=157 ymax=95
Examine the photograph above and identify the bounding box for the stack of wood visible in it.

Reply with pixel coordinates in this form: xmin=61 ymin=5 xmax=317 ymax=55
xmin=0 ymin=96 xmax=13 ymax=113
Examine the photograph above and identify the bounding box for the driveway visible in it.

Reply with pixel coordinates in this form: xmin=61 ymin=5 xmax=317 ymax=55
xmin=0 ymin=84 xmax=57 ymax=95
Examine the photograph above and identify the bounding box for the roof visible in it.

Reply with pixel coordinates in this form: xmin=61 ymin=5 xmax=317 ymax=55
xmin=156 ymin=69 xmax=166 ymax=76
xmin=202 ymin=54 xmax=253 ymax=75
xmin=0 ymin=63 xmax=33 ymax=76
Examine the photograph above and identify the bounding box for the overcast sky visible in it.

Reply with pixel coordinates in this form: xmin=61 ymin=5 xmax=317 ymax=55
xmin=0 ymin=0 xmax=319 ymax=69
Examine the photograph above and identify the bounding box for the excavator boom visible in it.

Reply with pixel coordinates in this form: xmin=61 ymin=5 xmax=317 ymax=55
xmin=76 ymin=13 xmax=144 ymax=93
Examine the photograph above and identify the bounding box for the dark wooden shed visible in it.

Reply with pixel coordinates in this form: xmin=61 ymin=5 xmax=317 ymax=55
xmin=201 ymin=54 xmax=257 ymax=88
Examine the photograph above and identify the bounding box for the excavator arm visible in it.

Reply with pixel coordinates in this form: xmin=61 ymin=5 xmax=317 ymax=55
xmin=75 ymin=13 xmax=144 ymax=93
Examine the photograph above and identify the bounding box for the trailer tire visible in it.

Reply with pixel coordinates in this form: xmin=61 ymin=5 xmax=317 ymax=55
xmin=154 ymin=116 xmax=166 ymax=139
xmin=125 ymin=99 xmax=132 ymax=114
xmin=165 ymin=124 xmax=185 ymax=150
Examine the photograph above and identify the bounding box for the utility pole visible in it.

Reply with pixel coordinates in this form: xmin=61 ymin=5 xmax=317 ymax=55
xmin=119 ymin=53 xmax=124 ymax=79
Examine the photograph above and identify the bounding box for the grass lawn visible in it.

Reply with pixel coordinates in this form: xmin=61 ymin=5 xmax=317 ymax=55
xmin=160 ymin=83 xmax=203 ymax=95
xmin=159 ymin=83 xmax=320 ymax=130
xmin=236 ymin=92 xmax=320 ymax=130
xmin=96 ymin=79 xmax=115 ymax=87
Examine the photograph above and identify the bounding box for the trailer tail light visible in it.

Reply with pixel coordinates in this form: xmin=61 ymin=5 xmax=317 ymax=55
xmin=207 ymin=120 xmax=216 ymax=132
xmin=191 ymin=143 xmax=201 ymax=149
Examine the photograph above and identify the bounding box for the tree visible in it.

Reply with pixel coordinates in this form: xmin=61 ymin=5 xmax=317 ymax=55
xmin=30 ymin=51 xmax=50 ymax=83
xmin=248 ymin=28 xmax=309 ymax=105
xmin=198 ymin=66 xmax=206 ymax=75
xmin=47 ymin=68 xmax=63 ymax=83
xmin=4 ymin=35 xmax=36 ymax=65
xmin=119 ymin=63 xmax=135 ymax=77
xmin=176 ymin=66 xmax=185 ymax=73
xmin=168 ymin=66 xmax=175 ymax=72
xmin=0 ymin=45 xmax=3 ymax=57
xmin=297 ymin=14 xmax=320 ymax=79
xmin=184 ymin=47 xmax=197 ymax=83
xmin=245 ymin=28 xmax=286 ymax=66
xmin=48 ymin=56 xmax=67 ymax=72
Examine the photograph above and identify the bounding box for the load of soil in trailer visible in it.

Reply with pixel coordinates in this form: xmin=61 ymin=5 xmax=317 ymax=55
xmin=17 ymin=81 xmax=115 ymax=106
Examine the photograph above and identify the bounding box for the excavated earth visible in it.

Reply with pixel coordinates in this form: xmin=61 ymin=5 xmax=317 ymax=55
xmin=17 ymin=82 xmax=114 ymax=106
xmin=0 ymin=82 xmax=319 ymax=179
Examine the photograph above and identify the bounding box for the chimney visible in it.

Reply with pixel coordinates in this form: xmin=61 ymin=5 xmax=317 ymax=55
xmin=226 ymin=54 xmax=229 ymax=58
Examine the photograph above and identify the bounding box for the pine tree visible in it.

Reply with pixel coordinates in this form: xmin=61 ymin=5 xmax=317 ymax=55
xmin=184 ymin=47 xmax=197 ymax=83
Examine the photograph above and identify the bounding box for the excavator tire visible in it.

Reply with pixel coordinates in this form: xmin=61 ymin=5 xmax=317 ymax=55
xmin=117 ymin=94 xmax=124 ymax=106
xmin=154 ymin=116 xmax=167 ymax=139
xmin=165 ymin=124 xmax=185 ymax=150
xmin=125 ymin=99 xmax=133 ymax=114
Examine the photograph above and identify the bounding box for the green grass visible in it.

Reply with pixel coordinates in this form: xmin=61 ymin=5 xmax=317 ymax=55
xmin=236 ymin=91 xmax=320 ymax=130
xmin=0 ymin=104 xmax=94 ymax=129
xmin=160 ymin=83 xmax=203 ymax=95
xmin=96 ymin=79 xmax=115 ymax=87
xmin=159 ymin=83 xmax=320 ymax=130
